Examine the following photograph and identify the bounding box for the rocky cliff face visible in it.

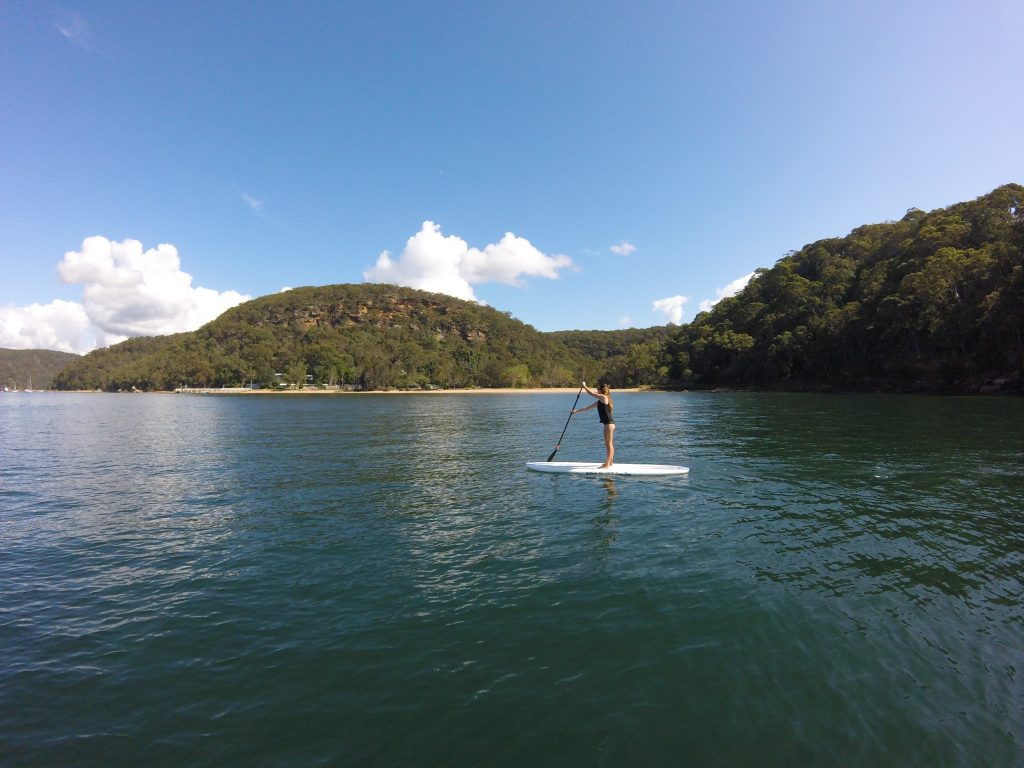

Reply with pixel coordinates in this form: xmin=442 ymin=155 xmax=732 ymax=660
xmin=261 ymin=294 xmax=490 ymax=343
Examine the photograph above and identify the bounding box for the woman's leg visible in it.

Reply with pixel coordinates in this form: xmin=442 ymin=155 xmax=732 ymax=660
xmin=602 ymin=424 xmax=615 ymax=467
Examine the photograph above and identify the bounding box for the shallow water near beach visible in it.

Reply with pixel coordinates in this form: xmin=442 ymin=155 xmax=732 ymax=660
xmin=2 ymin=391 xmax=1022 ymax=767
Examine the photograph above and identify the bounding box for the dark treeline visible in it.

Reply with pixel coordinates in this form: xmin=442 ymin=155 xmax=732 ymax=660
xmin=52 ymin=184 xmax=1022 ymax=394
xmin=553 ymin=327 xmax=677 ymax=387
xmin=0 ymin=348 xmax=79 ymax=390
xmin=662 ymin=183 xmax=1024 ymax=394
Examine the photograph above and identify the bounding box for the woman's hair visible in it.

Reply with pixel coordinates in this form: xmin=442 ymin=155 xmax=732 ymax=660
xmin=599 ymin=383 xmax=613 ymax=412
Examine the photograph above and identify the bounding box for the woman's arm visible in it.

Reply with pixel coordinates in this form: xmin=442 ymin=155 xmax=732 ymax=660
xmin=572 ymin=402 xmax=598 ymax=414
xmin=581 ymin=381 xmax=607 ymax=403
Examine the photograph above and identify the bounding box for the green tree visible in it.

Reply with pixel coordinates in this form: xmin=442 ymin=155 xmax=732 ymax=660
xmin=285 ymin=360 xmax=307 ymax=389
xmin=502 ymin=364 xmax=532 ymax=388
xmin=623 ymin=343 xmax=661 ymax=385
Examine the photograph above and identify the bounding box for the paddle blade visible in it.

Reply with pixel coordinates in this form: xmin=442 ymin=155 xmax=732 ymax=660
xmin=546 ymin=446 xmax=559 ymax=462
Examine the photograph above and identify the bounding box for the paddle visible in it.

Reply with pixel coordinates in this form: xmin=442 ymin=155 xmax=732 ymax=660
xmin=546 ymin=384 xmax=584 ymax=462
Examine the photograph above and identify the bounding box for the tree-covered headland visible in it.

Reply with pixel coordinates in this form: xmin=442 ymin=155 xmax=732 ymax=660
xmin=665 ymin=183 xmax=1023 ymax=393
xmin=55 ymin=284 xmax=592 ymax=391
xmin=52 ymin=184 xmax=1022 ymax=394
xmin=0 ymin=348 xmax=79 ymax=390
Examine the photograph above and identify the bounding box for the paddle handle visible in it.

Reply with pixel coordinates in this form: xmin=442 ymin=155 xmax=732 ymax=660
xmin=547 ymin=385 xmax=584 ymax=461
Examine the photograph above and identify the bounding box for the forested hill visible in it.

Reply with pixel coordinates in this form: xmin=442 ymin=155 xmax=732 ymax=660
xmin=55 ymin=284 xmax=590 ymax=391
xmin=550 ymin=327 xmax=676 ymax=386
xmin=0 ymin=348 xmax=79 ymax=390
xmin=662 ymin=183 xmax=1024 ymax=394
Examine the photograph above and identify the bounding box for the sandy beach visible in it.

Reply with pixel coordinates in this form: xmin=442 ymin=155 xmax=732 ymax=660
xmin=205 ymin=386 xmax=646 ymax=395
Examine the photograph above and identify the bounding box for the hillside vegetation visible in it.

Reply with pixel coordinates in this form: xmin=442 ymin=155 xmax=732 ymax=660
xmin=661 ymin=183 xmax=1024 ymax=394
xmin=0 ymin=348 xmax=80 ymax=390
xmin=551 ymin=327 xmax=676 ymax=387
xmin=55 ymin=284 xmax=589 ymax=391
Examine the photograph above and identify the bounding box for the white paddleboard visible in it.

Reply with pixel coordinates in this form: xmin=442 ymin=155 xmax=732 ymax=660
xmin=526 ymin=461 xmax=689 ymax=476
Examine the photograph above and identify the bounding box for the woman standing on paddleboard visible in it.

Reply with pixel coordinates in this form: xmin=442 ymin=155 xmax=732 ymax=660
xmin=572 ymin=382 xmax=615 ymax=468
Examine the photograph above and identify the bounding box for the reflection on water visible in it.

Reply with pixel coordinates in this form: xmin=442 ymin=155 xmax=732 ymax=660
xmin=1 ymin=391 xmax=1022 ymax=767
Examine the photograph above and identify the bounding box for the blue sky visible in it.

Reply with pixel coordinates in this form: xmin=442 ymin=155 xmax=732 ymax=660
xmin=2 ymin=1 xmax=1022 ymax=353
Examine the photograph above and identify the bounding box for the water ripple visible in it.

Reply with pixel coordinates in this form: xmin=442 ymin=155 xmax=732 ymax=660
xmin=1 ymin=392 xmax=1022 ymax=766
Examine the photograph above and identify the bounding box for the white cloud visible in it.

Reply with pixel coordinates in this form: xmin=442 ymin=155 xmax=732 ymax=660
xmin=0 ymin=237 xmax=250 ymax=354
xmin=0 ymin=300 xmax=96 ymax=354
xmin=698 ymin=271 xmax=757 ymax=313
xmin=610 ymin=241 xmax=636 ymax=256
xmin=619 ymin=316 xmax=633 ymax=326
xmin=364 ymin=221 xmax=573 ymax=302
xmin=59 ymin=236 xmax=250 ymax=338
xmin=652 ymin=295 xmax=689 ymax=325
xmin=366 ymin=222 xmax=474 ymax=299
xmin=462 ymin=232 xmax=573 ymax=285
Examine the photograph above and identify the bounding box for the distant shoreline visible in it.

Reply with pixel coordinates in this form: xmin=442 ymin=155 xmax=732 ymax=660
xmin=178 ymin=386 xmax=647 ymax=395
xmin=51 ymin=386 xmax=650 ymax=395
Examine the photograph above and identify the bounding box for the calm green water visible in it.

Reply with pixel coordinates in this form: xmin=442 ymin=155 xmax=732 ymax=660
xmin=1 ymin=391 xmax=1022 ymax=767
